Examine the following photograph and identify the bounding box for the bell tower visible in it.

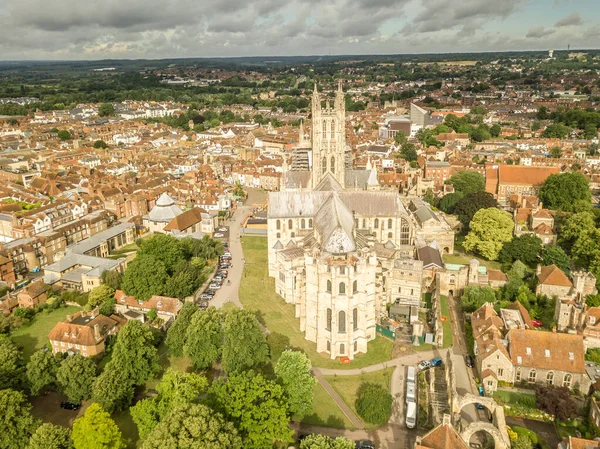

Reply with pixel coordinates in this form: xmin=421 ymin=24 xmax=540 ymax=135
xmin=311 ymin=81 xmax=347 ymax=188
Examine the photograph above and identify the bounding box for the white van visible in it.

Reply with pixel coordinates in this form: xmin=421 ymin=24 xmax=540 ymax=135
xmin=405 ymin=401 xmax=417 ymax=429
xmin=406 ymin=382 xmax=416 ymax=405
xmin=406 ymin=366 xmax=416 ymax=384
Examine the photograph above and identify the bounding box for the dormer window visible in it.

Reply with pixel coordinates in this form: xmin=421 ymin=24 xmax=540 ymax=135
xmin=591 ymin=317 xmax=596 ymax=325
xmin=526 ymin=347 xmax=531 ymax=355
xmin=517 ymin=356 xmax=523 ymax=364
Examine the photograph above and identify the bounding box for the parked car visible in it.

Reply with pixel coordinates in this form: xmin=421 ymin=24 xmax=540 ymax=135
xmin=199 ymin=293 xmax=212 ymax=300
xmin=209 ymin=283 xmax=221 ymax=290
xmin=418 ymin=360 xmax=430 ymax=371
xmin=532 ymin=319 xmax=543 ymax=327
xmin=476 ymin=386 xmax=485 ymax=410
xmin=198 ymin=301 xmax=208 ymax=310
xmin=60 ymin=402 xmax=80 ymax=410
xmin=219 ymin=263 xmax=230 ymax=270
xmin=217 ymin=270 xmax=228 ymax=277
xmin=355 ymin=441 xmax=375 ymax=449
xmin=430 ymin=357 xmax=443 ymax=367
xmin=223 ymin=251 xmax=231 ymax=257
xmin=204 ymin=290 xmax=215 ymax=297
xmin=465 ymin=355 xmax=474 ymax=368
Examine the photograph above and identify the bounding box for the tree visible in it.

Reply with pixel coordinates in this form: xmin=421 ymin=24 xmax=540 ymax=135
xmin=535 ymin=385 xmax=577 ymax=420
xmin=0 ymin=389 xmax=40 ymax=449
xmin=464 ymin=208 xmax=514 ymax=260
xmin=541 ymin=245 xmax=571 ymax=273
xmin=498 ymin=234 xmax=542 ymax=266
xmin=56 ymin=354 xmax=97 ymax=403
xmin=490 ymin=124 xmax=501 ymax=137
xmin=454 ymin=192 xmax=498 ymax=229
xmin=138 ymin=234 xmax=183 ymax=274
xmin=91 ymin=369 xmax=134 ymax=414
xmin=93 ymin=140 xmax=108 ymax=149
xmin=438 ymin=192 xmax=464 ymax=214
xmin=584 ymin=123 xmax=598 ymax=140
xmin=72 ymin=403 xmax=126 ymax=449
xmin=209 ymin=371 xmax=292 ymax=449
xmin=461 ymin=286 xmax=498 ymax=312
xmin=131 ymin=369 xmax=208 ymax=439
xmin=266 ymin=332 xmax=290 ymax=362
xmin=140 ymin=403 xmax=241 ymax=449
xmin=221 ymin=309 xmax=268 ymax=373
xmin=275 ymin=350 xmax=316 ymax=417
xmin=121 ymin=254 xmax=168 ymax=300
xmin=101 ymin=270 xmax=121 ymax=291
xmin=549 ymin=146 xmax=562 ymax=158
xmin=97 ymin=103 xmax=115 ymax=117
xmin=355 ymin=382 xmax=393 ymax=425
xmin=27 ymin=423 xmax=72 ymax=449
xmin=0 ymin=334 xmax=26 ymax=390
xmin=510 ymin=435 xmax=534 ymax=449
xmin=106 ymin=320 xmax=159 ymax=386
xmin=539 ymin=172 xmax=591 ymax=212
xmin=542 ymin=123 xmax=570 ymax=138
xmin=87 ymin=285 xmax=114 ymax=310
xmin=299 ymin=435 xmax=355 ymax=449
xmin=447 ymin=170 xmax=485 ymax=195
xmin=57 ymin=130 xmax=72 ymax=141
xmin=183 ymin=307 xmax=223 ymax=370
xmin=99 ymin=298 xmax=116 ymax=316
xmin=26 ymin=349 xmax=59 ymax=395
xmin=165 ymin=303 xmax=197 ymax=357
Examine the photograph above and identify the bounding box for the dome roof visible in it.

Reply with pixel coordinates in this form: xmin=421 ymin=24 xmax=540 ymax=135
xmin=147 ymin=193 xmax=183 ymax=222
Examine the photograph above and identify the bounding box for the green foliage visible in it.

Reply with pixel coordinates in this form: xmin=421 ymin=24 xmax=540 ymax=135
xmin=56 ymin=354 xmax=97 ymax=403
xmin=221 ymin=309 xmax=268 ymax=373
xmin=549 ymin=146 xmax=563 ymax=159
xmin=542 ymin=123 xmax=570 ymax=138
xmin=91 ymin=369 xmax=134 ymax=414
xmin=587 ymin=295 xmax=600 ymax=308
xmin=498 ymin=234 xmax=542 ymax=266
xmin=355 ymin=382 xmax=393 ymax=425
xmin=121 ymin=254 xmax=168 ymax=300
xmin=447 ymin=170 xmax=485 ymax=195
xmin=490 ymin=124 xmax=501 ymax=137
xmin=105 ymin=320 xmax=159 ymax=386
xmin=97 ymin=103 xmax=115 ymax=117
xmin=586 ymin=348 xmax=600 ymax=364
xmin=535 ymin=385 xmax=577 ymax=420
xmin=0 ymin=334 xmax=26 ymax=390
xmin=57 ymin=130 xmax=72 ymax=141
xmin=0 ymin=389 xmax=40 ymax=449
xmin=275 ymin=350 xmax=316 ymax=417
xmin=464 ymin=208 xmax=514 ymax=260
xmin=140 ymin=404 xmax=242 ymax=449
xmin=540 ymin=172 xmax=591 ymax=212
xmin=138 ymin=234 xmax=184 ymax=274
xmin=93 ymin=140 xmax=108 ymax=149
xmin=299 ymin=434 xmax=355 ymax=449
xmin=165 ymin=302 xmax=197 ymax=357
xmin=541 ymin=245 xmax=571 ymax=274
xmin=27 ymin=423 xmax=73 ymax=449
xmin=146 ymin=308 xmax=157 ymax=321
xmin=461 ymin=286 xmax=497 ymax=313
xmin=26 ymin=349 xmax=59 ymax=395
xmin=101 ymin=270 xmax=122 ymax=291
xmin=438 ymin=192 xmax=464 ymax=214
xmin=267 ymin=332 xmax=290 ymax=362
xmin=72 ymin=403 xmax=126 ymax=449
xmin=209 ymin=370 xmax=293 ymax=449
xmin=98 ymin=298 xmax=116 ymax=316
xmin=87 ymin=285 xmax=115 ymax=310
xmin=183 ymin=307 xmax=223 ymax=370
xmin=454 ymin=191 xmax=498 ymax=229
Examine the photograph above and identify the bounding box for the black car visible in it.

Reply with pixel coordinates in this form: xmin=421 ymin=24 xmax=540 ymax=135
xmin=60 ymin=401 xmax=81 ymax=410
xmin=198 ymin=301 xmax=208 ymax=310
xmin=465 ymin=355 xmax=474 ymax=368
xmin=355 ymin=441 xmax=375 ymax=449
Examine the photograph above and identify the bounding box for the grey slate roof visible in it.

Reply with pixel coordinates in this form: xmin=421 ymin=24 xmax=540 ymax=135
xmin=67 ymin=222 xmax=135 ymax=255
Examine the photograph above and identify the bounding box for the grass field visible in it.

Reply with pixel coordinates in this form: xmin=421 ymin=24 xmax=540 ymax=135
xmin=442 ymin=253 xmax=502 ymax=271
xmin=493 ymin=389 xmax=535 ymax=405
xmin=239 ymin=236 xmax=393 ymax=370
xmin=324 ymin=368 xmax=394 ymax=429
xmin=300 ymin=382 xmax=355 ymax=429
xmin=440 ymin=295 xmax=454 ymax=348
xmin=11 ymin=305 xmax=82 ymax=360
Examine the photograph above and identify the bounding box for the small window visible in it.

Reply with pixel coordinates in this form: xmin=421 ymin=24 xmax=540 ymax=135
xmin=517 ymin=356 xmax=522 ymax=364
xmin=288 ymin=219 xmax=293 ymax=229
xmin=339 ymin=310 xmax=346 ymax=333
xmin=309 ymin=219 xmax=313 ymax=228
xmin=326 ymin=308 xmax=332 ymax=331
xmin=353 ymin=308 xmax=358 ymax=331
xmin=291 ymin=232 xmax=295 ymax=238
xmin=569 ymin=352 xmax=574 ymax=360
xmin=388 ymin=218 xmax=392 ymax=229
xmin=277 ymin=232 xmax=281 ymax=239
xmin=516 ymin=369 xmax=522 ymax=382
xmin=526 ymin=347 xmax=531 ymax=355
xmin=326 ymin=280 xmax=332 ymax=293
xmin=388 ymin=232 xmax=393 ymax=238
xmin=353 ymin=280 xmax=358 ymax=294
xmin=362 ymin=219 xmax=366 ymax=228
xmin=374 ymin=218 xmax=379 ymax=228
xmin=354 ymin=341 xmax=358 ymax=352
xmin=339 ymin=282 xmax=346 ymax=295
xmin=339 ymin=343 xmax=345 ymax=355
xmin=528 ymin=369 xmax=537 ymax=383
xmin=327 ymin=341 xmax=331 ymax=351
xmin=546 ymin=371 xmax=554 ymax=385
xmin=301 ymin=219 xmax=305 ymax=229
xmin=545 ymin=349 xmax=550 ymax=358
xmin=276 ymin=220 xmax=281 ymax=230
xmin=563 ymin=373 xmax=572 ymax=388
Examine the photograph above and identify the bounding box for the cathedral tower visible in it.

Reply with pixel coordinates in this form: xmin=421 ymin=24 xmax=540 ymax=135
xmin=311 ymin=81 xmax=347 ymax=188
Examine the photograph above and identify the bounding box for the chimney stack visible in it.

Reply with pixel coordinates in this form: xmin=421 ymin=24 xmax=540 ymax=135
xmin=93 ymin=324 xmax=100 ymax=340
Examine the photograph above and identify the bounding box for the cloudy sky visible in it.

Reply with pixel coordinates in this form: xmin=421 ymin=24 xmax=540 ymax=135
xmin=0 ymin=0 xmax=598 ymax=60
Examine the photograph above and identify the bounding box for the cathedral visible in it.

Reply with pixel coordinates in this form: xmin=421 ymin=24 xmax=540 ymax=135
xmin=267 ymin=82 xmax=449 ymax=359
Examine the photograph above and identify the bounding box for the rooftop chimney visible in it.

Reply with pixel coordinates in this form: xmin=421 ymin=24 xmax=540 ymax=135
xmin=93 ymin=324 xmax=101 ymax=340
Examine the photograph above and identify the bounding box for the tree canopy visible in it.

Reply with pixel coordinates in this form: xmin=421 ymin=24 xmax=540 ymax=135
xmin=98 ymin=103 xmax=116 ymax=117
xmin=355 ymin=382 xmax=393 ymax=425
xmin=26 ymin=423 xmax=72 ymax=449
xmin=446 ymin=170 xmax=485 ymax=195
xmin=535 ymin=385 xmax=577 ymax=420
xmin=121 ymin=254 xmax=168 ymax=300
xmin=299 ymin=435 xmax=355 ymax=449
xmin=91 ymin=369 xmax=135 ymax=414
xmin=438 ymin=192 xmax=464 ymax=214
xmin=0 ymin=334 xmax=26 ymax=390
xmin=461 ymin=286 xmax=498 ymax=313
xmin=539 ymin=172 xmax=591 ymax=212
xmin=221 ymin=309 xmax=269 ymax=373
xmin=56 ymin=354 xmax=97 ymax=403
xmin=541 ymin=245 xmax=570 ymax=274
xmin=72 ymin=403 xmax=126 ymax=449
xmin=454 ymin=192 xmax=498 ymax=229
xmin=274 ymin=350 xmax=316 ymax=417
xmin=26 ymin=349 xmax=59 ymax=396
xmin=183 ymin=307 xmax=223 ymax=370
xmin=464 ymin=208 xmax=514 ymax=260
xmin=498 ymin=234 xmax=542 ymax=266
xmin=165 ymin=302 xmax=197 ymax=357
xmin=0 ymin=389 xmax=40 ymax=449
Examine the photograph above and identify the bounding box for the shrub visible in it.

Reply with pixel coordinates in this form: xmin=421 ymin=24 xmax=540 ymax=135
xmin=355 ymin=382 xmax=392 ymax=425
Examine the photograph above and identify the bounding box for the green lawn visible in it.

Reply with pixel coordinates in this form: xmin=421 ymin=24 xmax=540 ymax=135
xmin=299 ymin=382 xmax=355 ymax=430
xmin=239 ymin=236 xmax=393 ymax=369
xmin=440 ymin=295 xmax=454 ymax=348
xmin=324 ymin=367 xmax=394 ymax=429
xmin=11 ymin=305 xmax=82 ymax=360
xmin=493 ymin=389 xmax=535 ymax=405
xmin=113 ymin=410 xmax=139 ymax=449
xmin=442 ymin=253 xmax=502 ymax=271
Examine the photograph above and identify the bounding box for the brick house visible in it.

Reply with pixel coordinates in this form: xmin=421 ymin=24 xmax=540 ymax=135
xmin=113 ymin=290 xmax=183 ymax=327
xmin=17 ymin=280 xmax=49 ymax=309
xmin=0 ymin=254 xmax=15 ymax=287
xmin=48 ymin=308 xmax=125 ymax=357
xmin=485 ymin=164 xmax=559 ymax=204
